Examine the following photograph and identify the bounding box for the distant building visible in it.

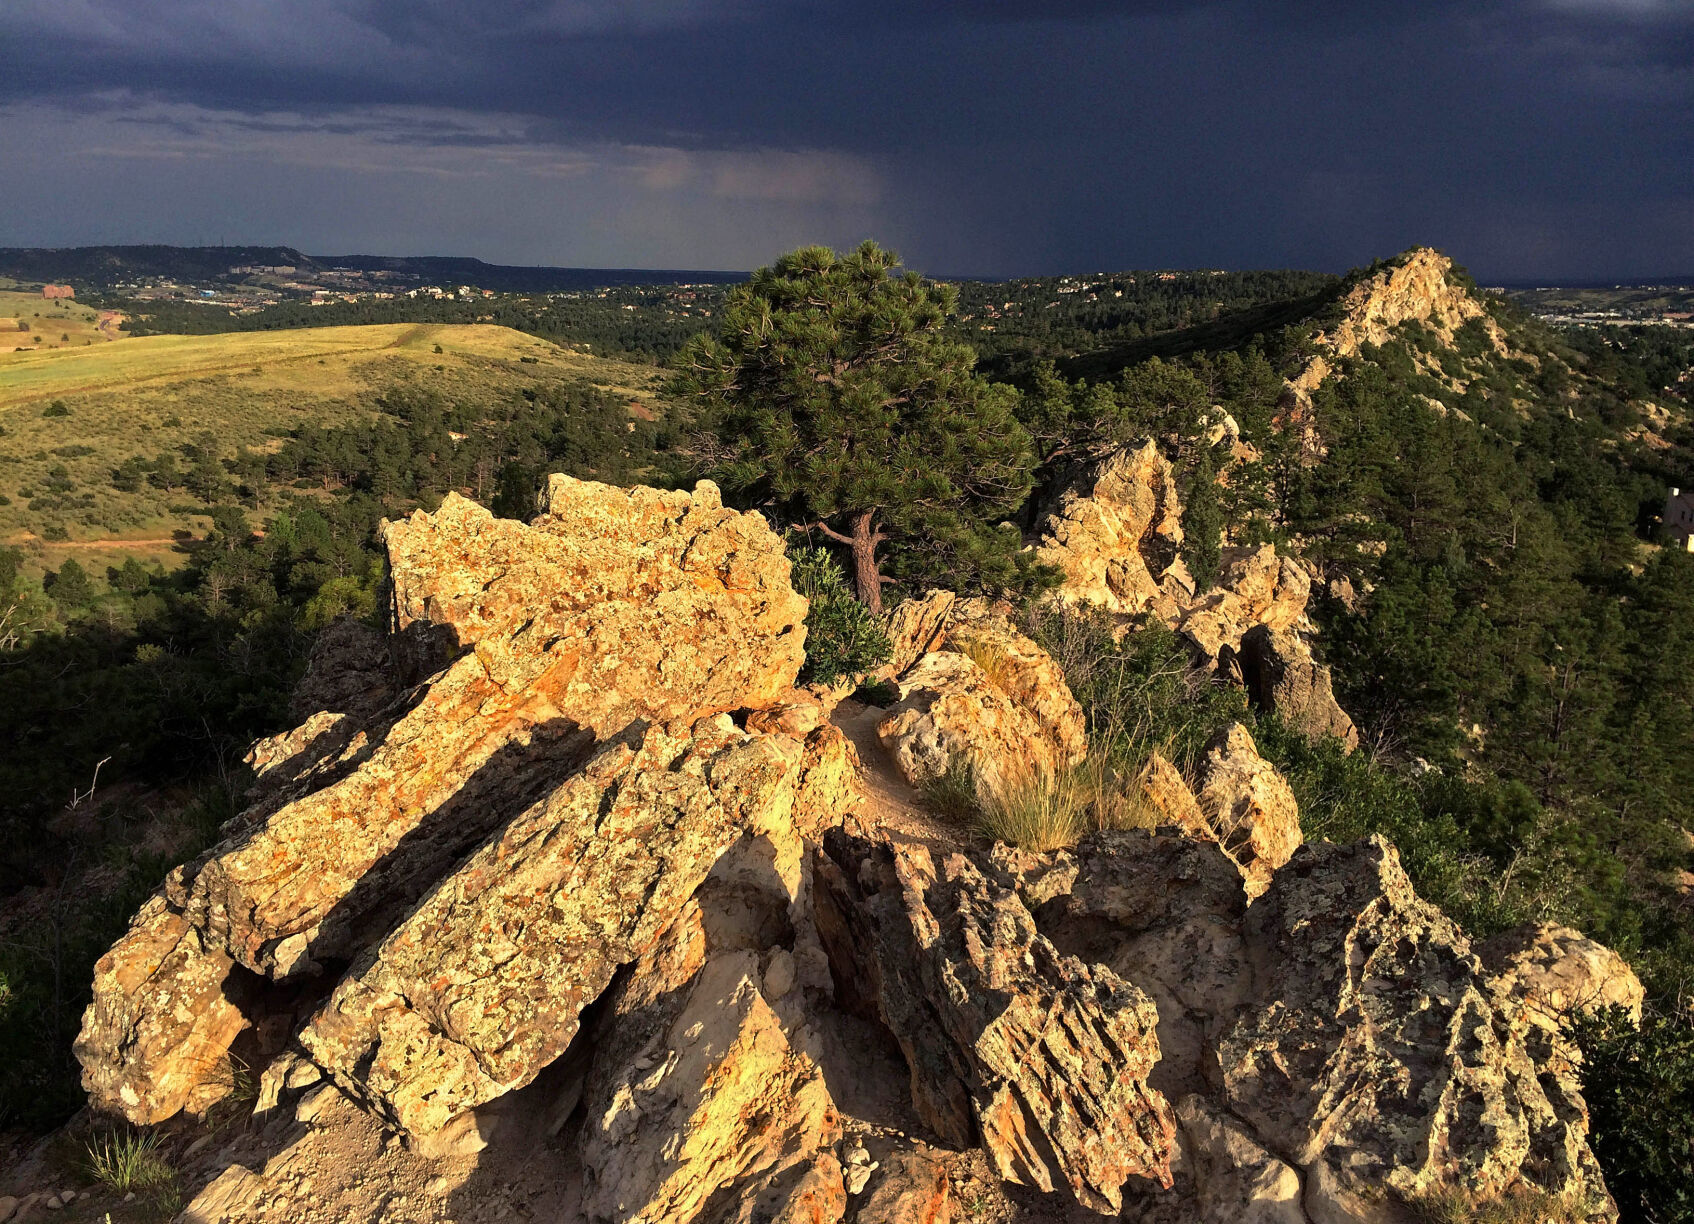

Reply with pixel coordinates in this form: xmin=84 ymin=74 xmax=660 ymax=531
xmin=1665 ymin=487 xmax=1694 ymax=551
xmin=42 ymin=284 xmax=74 ymax=300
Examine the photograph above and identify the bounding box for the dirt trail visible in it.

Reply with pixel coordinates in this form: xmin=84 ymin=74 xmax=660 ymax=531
xmin=8 ymin=533 xmax=187 ymax=550
xmin=832 ymin=697 xmax=968 ymax=850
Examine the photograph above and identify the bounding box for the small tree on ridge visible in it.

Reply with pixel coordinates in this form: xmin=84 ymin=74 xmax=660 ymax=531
xmin=674 ymin=242 xmax=1035 ymax=612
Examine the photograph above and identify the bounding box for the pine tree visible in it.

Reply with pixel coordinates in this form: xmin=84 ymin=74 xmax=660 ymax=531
xmin=1181 ymin=448 xmax=1224 ymax=590
xmin=673 ymin=242 xmax=1036 ymax=612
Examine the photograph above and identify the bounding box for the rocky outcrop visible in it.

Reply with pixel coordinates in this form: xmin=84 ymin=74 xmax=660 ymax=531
xmin=816 ymin=833 xmax=1176 ymax=1213
xmin=1034 ymin=441 xmax=1188 ymax=620
xmin=1322 ymin=248 xmax=1504 ymax=360
xmin=76 ymin=478 xmax=811 ymax=1128
xmin=1219 ymin=838 xmax=1610 ymax=1215
xmin=297 ymin=715 xmax=801 ymax=1136
xmin=1235 ymin=624 xmax=1359 ymax=751
xmin=999 ymin=831 xmax=1616 ymax=1221
xmin=73 ymin=468 xmax=1631 ymax=1224
xmin=1034 ymin=446 xmax=1358 ymax=753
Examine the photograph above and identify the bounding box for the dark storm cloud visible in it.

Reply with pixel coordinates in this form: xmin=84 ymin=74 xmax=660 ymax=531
xmin=0 ymin=0 xmax=1687 ymax=277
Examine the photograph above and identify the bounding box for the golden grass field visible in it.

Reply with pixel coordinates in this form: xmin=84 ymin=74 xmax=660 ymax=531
xmin=0 ymin=289 xmax=122 ymax=354
xmin=0 ymin=321 xmax=664 ymax=573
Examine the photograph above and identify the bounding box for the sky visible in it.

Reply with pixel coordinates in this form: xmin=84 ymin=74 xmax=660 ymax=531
xmin=0 ymin=0 xmax=1689 ymax=280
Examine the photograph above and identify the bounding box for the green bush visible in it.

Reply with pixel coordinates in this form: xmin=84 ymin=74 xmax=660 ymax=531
xmin=1574 ymin=1006 xmax=1694 ymax=1223
xmin=789 ymin=546 xmax=892 ymax=685
xmin=42 ymin=400 xmax=70 ymax=418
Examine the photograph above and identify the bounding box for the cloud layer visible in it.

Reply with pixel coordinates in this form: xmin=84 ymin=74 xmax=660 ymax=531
xmin=1 ymin=0 xmax=1688 ymax=277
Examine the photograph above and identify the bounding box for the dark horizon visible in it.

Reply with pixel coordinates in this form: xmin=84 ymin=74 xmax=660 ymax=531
xmin=1 ymin=0 xmax=1688 ymax=286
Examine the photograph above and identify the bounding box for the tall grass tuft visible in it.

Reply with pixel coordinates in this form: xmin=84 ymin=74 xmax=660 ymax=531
xmin=84 ymin=1129 xmax=174 ymax=1194
xmin=921 ymin=753 xmax=981 ymax=823
xmin=976 ymin=756 xmax=1155 ymax=852
xmin=1408 ymin=1185 xmax=1586 ymax=1224
xmin=955 ymin=637 xmax=1015 ymax=692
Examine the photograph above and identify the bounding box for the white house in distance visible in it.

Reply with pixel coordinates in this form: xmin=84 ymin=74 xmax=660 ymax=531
xmin=1665 ymin=487 xmax=1694 ymax=551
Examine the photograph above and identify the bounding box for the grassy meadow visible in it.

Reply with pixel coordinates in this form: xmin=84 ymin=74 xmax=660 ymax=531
xmin=0 ymin=322 xmax=664 ymax=574
xmin=0 ymin=289 xmax=121 ymax=354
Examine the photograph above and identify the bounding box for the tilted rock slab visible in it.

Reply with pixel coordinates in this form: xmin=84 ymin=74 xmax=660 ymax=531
xmin=297 ymin=715 xmax=799 ymax=1136
xmin=1193 ymin=723 xmax=1303 ymax=900
xmin=77 ymin=477 xmax=807 ymax=1125
xmin=1218 ymin=837 xmax=1613 ymax=1215
xmin=816 ymin=832 xmax=1176 ymax=1213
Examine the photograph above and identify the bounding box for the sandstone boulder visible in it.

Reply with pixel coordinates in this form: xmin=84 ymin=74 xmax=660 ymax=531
xmin=1481 ymin=922 xmax=1646 ymax=1028
xmin=874 ymin=602 xmax=1088 ymax=810
xmin=74 ymin=898 xmax=250 ymax=1125
xmin=816 ymin=833 xmax=1176 ymax=1213
xmin=286 ymin=615 xmax=396 ymax=723
xmin=382 ymin=479 xmax=807 ymax=732
xmin=78 ymin=476 xmax=810 ymax=1126
xmin=1235 ymin=625 xmax=1358 ymax=752
xmin=1138 ymin=751 xmax=1203 ymax=830
xmin=855 ymin=1150 xmax=953 ymax=1223
xmin=876 ymin=651 xmax=1066 ymax=810
xmin=1172 ymin=1095 xmax=1305 ymax=1224
xmin=1034 ymin=441 xmax=1187 ymax=619
xmin=1178 ymin=545 xmax=1310 ymax=659
xmin=945 ymin=597 xmax=1088 ymax=764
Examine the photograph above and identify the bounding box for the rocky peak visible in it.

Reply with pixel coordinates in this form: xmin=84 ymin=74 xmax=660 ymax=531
xmin=1321 ymin=247 xmax=1502 ymax=359
xmin=64 ymin=472 xmax=1634 ymax=1224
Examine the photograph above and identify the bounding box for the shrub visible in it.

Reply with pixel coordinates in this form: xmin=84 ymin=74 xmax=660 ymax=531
xmin=790 ymin=546 xmax=892 ymax=685
xmin=1574 ymin=1006 xmax=1694 ymax=1223
xmin=41 ymin=400 xmax=70 ymax=418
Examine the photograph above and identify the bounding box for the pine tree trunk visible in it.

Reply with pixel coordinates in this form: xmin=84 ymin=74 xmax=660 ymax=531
xmin=849 ymin=508 xmax=884 ymax=614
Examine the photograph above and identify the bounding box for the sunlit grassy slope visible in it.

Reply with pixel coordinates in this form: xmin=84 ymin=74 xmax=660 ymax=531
xmin=0 ymin=289 xmax=121 ymax=354
xmin=0 ymin=322 xmax=664 ymax=568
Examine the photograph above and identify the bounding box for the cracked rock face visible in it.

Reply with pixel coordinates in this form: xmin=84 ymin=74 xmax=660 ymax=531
xmin=297 ymin=715 xmax=801 ymax=1136
xmin=816 ymin=832 xmax=1177 ymax=1214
